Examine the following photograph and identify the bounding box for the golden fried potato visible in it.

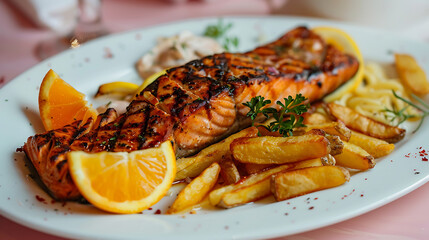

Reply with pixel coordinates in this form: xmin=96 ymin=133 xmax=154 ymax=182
xmin=231 ymin=135 xmax=330 ymax=164
xmin=302 ymin=112 xmax=332 ymax=125
xmin=334 ymin=142 xmax=375 ymax=170
xmin=175 ymin=127 xmax=258 ymax=180
xmin=326 ymin=102 xmax=405 ymax=143
xmin=219 ymin=160 xmax=241 ymax=184
xmin=395 ymin=53 xmax=429 ymax=95
xmin=296 ymin=122 xmax=351 ymax=141
xmin=271 ymin=166 xmax=350 ymax=201
xmin=209 ymin=158 xmax=324 ymax=208
xmin=244 ymin=163 xmax=274 ymax=175
xmin=167 ymin=162 xmax=220 ymax=214
xmin=349 ymin=130 xmax=394 ymax=158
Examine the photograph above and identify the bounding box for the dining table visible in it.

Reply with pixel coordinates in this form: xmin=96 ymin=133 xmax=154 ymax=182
xmin=1 ymin=0 xmax=428 ymax=239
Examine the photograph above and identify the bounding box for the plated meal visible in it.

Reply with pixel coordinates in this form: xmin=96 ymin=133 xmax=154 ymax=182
xmin=2 ymin=17 xmax=429 ymax=239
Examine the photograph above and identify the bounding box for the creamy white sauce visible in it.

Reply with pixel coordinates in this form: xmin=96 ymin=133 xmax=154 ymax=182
xmin=136 ymin=31 xmax=224 ymax=79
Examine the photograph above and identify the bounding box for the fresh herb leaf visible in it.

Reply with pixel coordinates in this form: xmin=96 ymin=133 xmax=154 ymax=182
xmin=204 ymin=19 xmax=239 ymax=51
xmin=243 ymin=94 xmax=309 ymax=137
xmin=384 ymin=106 xmax=415 ymax=126
xmin=223 ymin=36 xmax=240 ymax=51
xmin=242 ymin=96 xmax=272 ymax=126
xmin=204 ymin=19 xmax=232 ymax=39
xmin=387 ymin=90 xmax=429 ymax=133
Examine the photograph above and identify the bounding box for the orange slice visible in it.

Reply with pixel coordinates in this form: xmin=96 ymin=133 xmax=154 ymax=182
xmin=67 ymin=141 xmax=176 ymax=214
xmin=39 ymin=69 xmax=98 ymax=131
xmin=312 ymin=27 xmax=365 ymax=102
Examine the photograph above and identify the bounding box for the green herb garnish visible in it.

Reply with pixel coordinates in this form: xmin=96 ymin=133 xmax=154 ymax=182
xmin=243 ymin=94 xmax=309 ymax=137
xmin=203 ymin=19 xmax=239 ymax=51
xmin=242 ymin=96 xmax=273 ymax=126
xmin=386 ymin=90 xmax=429 ymax=133
xmin=204 ymin=19 xmax=232 ymax=39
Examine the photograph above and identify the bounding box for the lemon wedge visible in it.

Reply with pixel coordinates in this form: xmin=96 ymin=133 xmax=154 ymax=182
xmin=312 ymin=26 xmax=364 ymax=102
xmin=134 ymin=69 xmax=167 ymax=98
xmin=95 ymin=81 xmax=140 ymax=98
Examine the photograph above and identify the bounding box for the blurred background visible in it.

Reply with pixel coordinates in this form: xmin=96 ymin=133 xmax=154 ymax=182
xmin=1 ymin=0 xmax=429 ymax=239
xmin=1 ymin=0 xmax=428 ymax=88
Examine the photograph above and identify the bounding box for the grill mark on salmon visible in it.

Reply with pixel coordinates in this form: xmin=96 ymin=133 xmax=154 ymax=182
xmin=22 ymin=26 xmax=359 ymax=200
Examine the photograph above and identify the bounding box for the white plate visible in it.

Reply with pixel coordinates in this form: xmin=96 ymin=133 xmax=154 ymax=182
xmin=1 ymin=16 xmax=429 ymax=240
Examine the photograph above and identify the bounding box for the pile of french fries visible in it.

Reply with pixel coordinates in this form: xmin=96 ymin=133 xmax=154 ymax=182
xmin=166 ymin=102 xmax=403 ymax=214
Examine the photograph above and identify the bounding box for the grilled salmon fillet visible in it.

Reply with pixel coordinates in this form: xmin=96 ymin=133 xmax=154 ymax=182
xmin=23 ymin=27 xmax=359 ymax=200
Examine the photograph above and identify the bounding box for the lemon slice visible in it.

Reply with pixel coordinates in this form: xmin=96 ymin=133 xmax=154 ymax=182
xmin=39 ymin=69 xmax=98 ymax=131
xmin=95 ymin=81 xmax=140 ymax=98
xmin=68 ymin=141 xmax=176 ymax=214
xmin=312 ymin=26 xmax=364 ymax=102
xmin=134 ymin=70 xmax=167 ymax=98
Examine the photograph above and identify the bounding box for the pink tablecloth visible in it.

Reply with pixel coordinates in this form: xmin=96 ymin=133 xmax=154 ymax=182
xmin=1 ymin=0 xmax=428 ymax=239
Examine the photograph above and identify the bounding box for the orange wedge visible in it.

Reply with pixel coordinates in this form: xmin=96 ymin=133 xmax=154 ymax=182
xmin=39 ymin=69 xmax=98 ymax=131
xmin=312 ymin=27 xmax=365 ymax=102
xmin=67 ymin=141 xmax=176 ymax=214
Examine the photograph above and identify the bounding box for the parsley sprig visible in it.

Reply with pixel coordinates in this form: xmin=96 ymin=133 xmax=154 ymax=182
xmin=243 ymin=94 xmax=309 ymax=137
xmin=204 ymin=19 xmax=239 ymax=51
xmin=386 ymin=90 xmax=429 ymax=133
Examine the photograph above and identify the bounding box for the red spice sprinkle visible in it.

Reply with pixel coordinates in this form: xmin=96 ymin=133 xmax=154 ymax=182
xmin=360 ymin=194 xmax=364 ymax=197
xmin=154 ymin=209 xmax=161 ymax=214
xmin=309 ymin=206 xmax=314 ymax=210
xmin=35 ymin=195 xmax=47 ymax=204
xmin=292 ymin=207 xmax=296 ymax=210
xmin=104 ymin=47 xmax=113 ymax=59
xmin=423 ymin=157 xmax=428 ymax=162
xmin=148 ymin=208 xmax=153 ymax=210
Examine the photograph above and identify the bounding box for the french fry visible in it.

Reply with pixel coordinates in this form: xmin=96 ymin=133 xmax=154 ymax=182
xmin=394 ymin=53 xmax=429 ymax=95
xmin=167 ymin=162 xmax=220 ymax=214
xmin=334 ymin=142 xmax=375 ymax=170
xmin=175 ymin=127 xmax=258 ymax=180
xmin=231 ymin=135 xmax=330 ymax=164
xmin=302 ymin=112 xmax=332 ymax=125
xmin=326 ymin=102 xmax=405 ymax=143
xmin=271 ymin=166 xmax=350 ymax=201
xmin=209 ymin=158 xmax=324 ymax=208
xmin=349 ymin=130 xmax=394 ymax=158
xmin=296 ymin=122 xmax=351 ymax=141
xmin=244 ymin=163 xmax=274 ymax=175
xmin=219 ymin=160 xmax=241 ymax=184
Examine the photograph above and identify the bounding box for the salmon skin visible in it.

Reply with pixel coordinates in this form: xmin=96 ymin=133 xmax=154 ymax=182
xmin=23 ymin=27 xmax=359 ymax=200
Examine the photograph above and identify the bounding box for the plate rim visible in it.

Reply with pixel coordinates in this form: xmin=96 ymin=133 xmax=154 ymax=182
xmin=1 ymin=15 xmax=429 ymax=240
